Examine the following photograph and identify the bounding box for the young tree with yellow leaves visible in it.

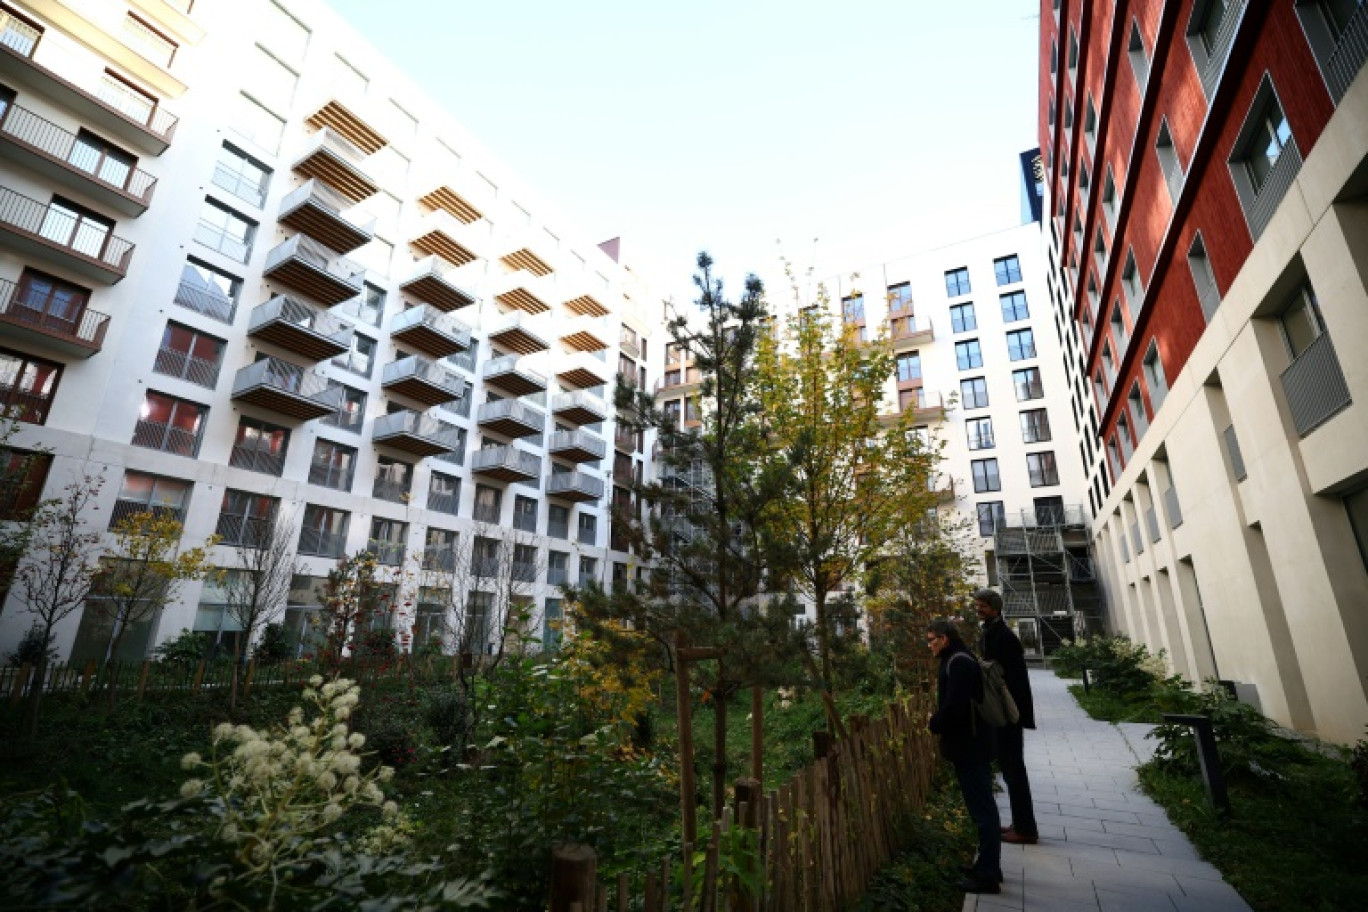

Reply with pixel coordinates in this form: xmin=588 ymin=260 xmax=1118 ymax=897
xmin=754 ymin=284 xmax=946 ymax=689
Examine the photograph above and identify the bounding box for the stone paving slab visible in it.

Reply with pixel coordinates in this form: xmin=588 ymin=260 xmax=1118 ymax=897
xmin=962 ymin=670 xmax=1253 ymax=912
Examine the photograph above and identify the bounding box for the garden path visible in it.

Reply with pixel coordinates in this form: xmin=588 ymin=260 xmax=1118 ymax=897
xmin=963 ymin=669 xmax=1252 ymax=912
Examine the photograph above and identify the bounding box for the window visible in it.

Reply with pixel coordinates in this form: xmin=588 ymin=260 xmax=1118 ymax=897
xmin=944 ymin=267 xmax=971 ymax=297
xmin=372 ymin=456 xmax=412 ymax=503
xmin=966 ymin=417 xmax=995 ymax=450
xmin=1121 ymin=250 xmax=1143 ymax=310
xmin=472 ymin=483 xmax=502 ymax=523
xmin=971 ymin=459 xmax=1001 ymax=493
xmin=195 ymin=198 xmax=254 ymax=262
xmin=132 ymin=391 xmax=205 ymax=456
xmin=263 ymin=0 xmax=310 ymax=60
xmin=578 ymin=512 xmax=597 ymax=546
xmin=548 ymin=503 xmax=570 ymax=538
xmin=1102 ymin=165 xmax=1119 ymax=227
xmin=299 ymin=504 xmax=348 ymax=558
xmin=1187 ymin=232 xmax=1220 ymax=321
xmin=950 ymin=302 xmax=976 ymax=333
xmin=578 ymin=555 xmax=598 ymax=586
xmin=1128 ymin=18 xmax=1150 ymax=89
xmin=470 ymin=536 xmax=500 ymax=577
xmin=1187 ymin=0 xmax=1232 ymax=65
xmin=895 ymin=352 xmax=922 ymax=383
xmin=153 ymin=322 xmax=223 ymax=388
xmin=993 ymin=255 xmax=1022 ymax=286
xmin=1007 ymin=329 xmax=1036 ymax=361
xmin=39 ymin=196 xmax=112 ymax=260
xmin=1229 ymin=77 xmax=1298 ymax=239
xmin=1083 ymin=95 xmax=1097 ymax=152
xmin=0 ymin=448 xmax=51 ymax=520
xmin=513 ymin=494 xmax=538 ymax=532
xmin=1093 ymin=229 xmax=1109 ymax=275
xmin=368 ymin=518 xmax=407 ymax=565
xmin=0 ymin=348 xmax=60 ymax=424
xmin=547 ymin=549 xmax=569 ymax=585
xmin=337 ymin=282 xmax=385 ymax=327
xmin=1014 ymin=367 xmax=1044 ymax=401
xmin=122 ymin=13 xmax=177 ymax=67
xmin=216 ymin=489 xmax=278 ymax=547
xmin=977 ymin=501 xmax=1006 ymax=537
xmin=955 ymin=339 xmax=983 ymax=370
xmin=176 ymin=258 xmax=239 ymax=323
xmin=543 ymin=598 xmax=563 ymax=650
xmin=960 ymin=377 xmax=989 ymax=409
xmin=428 ymin=471 xmax=460 ymax=515
xmin=1297 ymin=0 xmax=1368 ymax=102
xmin=513 ymin=543 xmax=538 ymax=582
xmin=1128 ymin=382 xmax=1150 ymax=438
xmin=232 ymin=92 xmax=284 ymax=154
xmin=110 ymin=470 xmax=189 ymax=528
xmin=1067 ymin=25 xmax=1079 ymax=76
xmin=999 ymin=291 xmax=1029 ymax=323
xmin=1279 ymin=284 xmax=1327 ymax=359
xmin=249 ymin=44 xmax=297 ymax=107
xmin=1102 ymin=342 xmax=1117 ymax=385
xmin=319 ymin=381 xmax=365 ymax=432
xmin=1021 ymin=408 xmax=1052 ymax=443
xmin=841 ymin=294 xmax=865 ymax=323
xmin=1027 ymin=451 xmax=1060 ymax=487
xmin=422 ymin=528 xmax=458 ymax=572
xmin=12 ymin=268 xmax=92 ymax=345
xmin=229 ymin=416 xmax=289 ymax=476
xmin=66 ymin=129 xmax=136 ymax=194
xmin=308 ymin=438 xmax=355 ymax=491
xmin=212 ymin=143 xmax=270 ymax=208
xmin=1118 ymin=415 xmax=1135 ymax=460
xmin=1156 ymin=119 xmax=1182 ymax=201
xmin=1142 ymin=341 xmax=1168 ymax=411
xmin=887 ymin=282 xmax=912 ymax=310
xmin=332 ymin=333 xmax=376 ymax=377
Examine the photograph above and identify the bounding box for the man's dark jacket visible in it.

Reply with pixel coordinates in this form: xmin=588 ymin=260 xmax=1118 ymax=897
xmin=928 ymin=641 xmax=995 ymax=764
xmin=980 ymin=616 xmax=1035 ymax=729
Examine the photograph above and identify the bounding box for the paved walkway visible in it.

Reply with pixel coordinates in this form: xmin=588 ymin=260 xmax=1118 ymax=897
xmin=963 ymin=669 xmax=1252 ymax=912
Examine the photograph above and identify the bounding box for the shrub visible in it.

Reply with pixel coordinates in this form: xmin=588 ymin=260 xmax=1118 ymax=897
xmin=152 ymin=627 xmax=211 ymax=665
xmin=1351 ymin=729 xmax=1368 ymax=809
xmin=1146 ymin=686 xmax=1313 ymax=785
xmin=423 ymin=686 xmax=469 ymax=751
xmin=354 ymin=627 xmax=398 ymax=661
xmin=6 ymin=625 xmax=57 ymax=668
xmin=364 ymin=713 xmax=419 ymax=770
xmin=252 ymin=621 xmax=294 ymax=665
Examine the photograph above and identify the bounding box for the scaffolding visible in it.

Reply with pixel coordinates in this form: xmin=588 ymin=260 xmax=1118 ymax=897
xmin=992 ymin=504 xmax=1102 ymax=658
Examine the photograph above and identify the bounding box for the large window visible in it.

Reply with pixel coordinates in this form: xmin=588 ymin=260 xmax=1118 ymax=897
xmin=955 ymin=339 xmax=983 ymax=370
xmin=1142 ymin=341 xmax=1168 ymax=411
xmin=1027 ymin=451 xmax=1060 ymax=487
xmin=960 ymin=377 xmax=989 ymax=409
xmin=195 ymin=198 xmax=255 ymax=262
xmin=368 ymin=517 xmax=407 ymax=566
xmin=132 ymin=391 xmax=205 ymax=456
xmin=950 ymin=302 xmax=976 ymax=333
xmin=372 ymin=456 xmax=412 ymax=503
xmin=966 ymin=417 xmax=995 ymax=450
xmin=216 ymin=489 xmax=278 ymax=547
xmin=176 ymin=258 xmax=239 ymax=323
xmin=68 ymin=129 xmax=136 ymax=191
xmin=578 ymin=512 xmax=597 ymax=546
xmin=231 ymin=92 xmax=284 ymax=154
xmin=0 ymin=348 xmax=60 ymax=424
xmin=1020 ymin=408 xmax=1052 ymax=443
xmin=1013 ymin=367 xmax=1044 ymax=401
xmin=299 ymin=504 xmax=348 ymax=558
xmin=993 ymin=255 xmax=1022 ymax=285
xmin=887 ymin=282 xmax=912 ymax=310
xmin=944 ymin=267 xmax=971 ymax=297
xmin=308 ymin=438 xmax=356 ymax=491
xmin=14 ymin=268 xmax=92 ymax=341
xmin=971 ymin=458 xmax=1001 ymax=493
xmin=470 ymin=484 xmax=501 ymax=523
xmin=153 ymin=322 xmax=224 ymax=388
xmin=1278 ymin=283 xmax=1327 ymax=360
xmin=513 ymin=494 xmax=538 ymax=533
xmin=841 ymin=294 xmax=865 ymax=323
xmin=548 ymin=504 xmax=570 ymax=539
xmin=428 ymin=471 xmax=461 ymax=515
xmin=1229 ymin=77 xmax=1300 ymax=239
xmin=976 ymin=501 xmax=1006 ymax=537
xmin=39 ymin=196 xmax=112 ymax=260
xmin=1000 ymin=291 xmax=1029 ymax=322
xmin=895 ymin=352 xmax=922 ymax=383
xmin=1006 ymin=329 xmax=1036 ymax=361
xmin=230 ymin=417 xmax=289 ymax=476
xmin=111 ymin=471 xmax=189 ymax=528
xmin=212 ymin=143 xmax=271 ymax=207
xmin=332 ymin=333 xmax=376 ymax=377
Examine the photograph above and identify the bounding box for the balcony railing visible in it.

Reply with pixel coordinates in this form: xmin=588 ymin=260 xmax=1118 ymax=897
xmin=577 ymin=523 xmax=597 ymax=546
xmin=548 ymin=429 xmax=607 ymax=462
xmin=427 ymin=490 xmax=459 ymax=515
xmin=153 ymin=345 xmax=220 ymax=388
xmin=372 ymin=409 xmax=461 ymax=456
xmin=0 ymin=184 xmax=134 ymax=280
xmin=1280 ymin=331 xmax=1352 ymax=437
xmin=0 ymin=277 xmax=110 ymax=356
xmin=291 ymin=127 xmax=378 ymax=203
xmin=472 ymin=502 xmax=501 ymax=523
xmin=263 ymin=234 xmax=365 ymax=306
xmin=511 ymin=561 xmax=537 ymax=583
xmin=477 ymin=398 xmax=546 ymax=437
xmin=1246 ymin=137 xmax=1302 ymax=241
xmin=398 ymin=255 xmax=477 ymax=312
xmin=547 ymin=471 xmax=604 ymax=503
xmin=471 ymin=445 xmax=541 ymax=481
xmin=308 ymin=457 xmax=353 ymax=490
xmin=228 ymin=444 xmax=285 ymax=477
xmin=1163 ymin=485 xmax=1183 ymax=529
xmin=372 ymin=472 xmax=410 ymax=503
xmin=0 ymin=381 xmax=52 ymax=424
xmin=548 ymin=519 xmax=570 ymax=540
xmin=0 ymin=103 xmax=157 ymax=212
xmin=512 ymin=509 xmax=537 ymax=533
xmin=173 ymin=279 xmax=235 ymax=324
xmin=215 ymin=514 xmax=271 ymax=548
xmin=472 ymin=557 xmax=501 ymax=578
xmin=389 ymin=304 xmax=471 ymax=358
xmin=298 ymin=527 xmax=347 ymax=559
xmin=382 ymin=355 xmax=466 ymax=405
xmin=1325 ymin=1 xmax=1368 ymax=101
xmin=131 ymin=418 xmax=200 ymax=457
xmin=109 ymin=498 xmax=182 ymax=528
xmin=231 ymin=357 xmax=342 ymax=420
xmin=121 ymin=14 xmax=177 ymax=68
xmin=192 ymin=219 xmax=250 ymax=263
xmin=248 ymin=294 xmax=353 ymax=361
xmin=482 ymin=353 xmax=548 ymax=396
xmin=546 ymin=566 xmax=569 ymax=586
xmin=278 ymin=178 xmax=375 ymax=255
xmin=552 ymin=390 xmax=607 ymax=425
xmin=95 ymin=72 xmax=176 ymax=142
xmin=488 ymin=310 xmax=550 ymax=355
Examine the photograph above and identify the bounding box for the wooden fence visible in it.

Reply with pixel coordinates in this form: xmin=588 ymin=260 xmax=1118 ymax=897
xmin=551 ymin=688 xmax=940 ymax=911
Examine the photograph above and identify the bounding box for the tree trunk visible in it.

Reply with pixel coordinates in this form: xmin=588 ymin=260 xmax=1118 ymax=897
xmin=712 ymin=663 xmax=727 ymax=821
xmin=815 ymin=589 xmax=833 ymax=689
xmin=229 ymin=637 xmax=242 ymax=714
xmin=23 ymin=648 xmax=48 ymax=740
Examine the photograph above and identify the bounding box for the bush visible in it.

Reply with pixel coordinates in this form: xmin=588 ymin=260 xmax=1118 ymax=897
xmin=1354 ymin=730 xmax=1368 ymax=810
xmin=7 ymin=626 xmax=57 ymax=668
xmin=423 ymin=686 xmax=469 ymax=751
xmin=364 ymin=713 xmax=419 ymax=770
xmin=1146 ymin=686 xmax=1313 ymax=785
xmin=152 ymin=628 xmax=211 ymax=665
xmin=252 ymin=621 xmax=294 ymax=665
xmin=354 ymin=627 xmax=398 ymax=661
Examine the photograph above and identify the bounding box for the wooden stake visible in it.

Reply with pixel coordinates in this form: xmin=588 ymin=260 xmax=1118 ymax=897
xmin=674 ymin=630 xmax=699 ymax=846
xmin=750 ymin=684 xmax=763 ymax=783
xmin=549 ymin=844 xmax=597 ymax=912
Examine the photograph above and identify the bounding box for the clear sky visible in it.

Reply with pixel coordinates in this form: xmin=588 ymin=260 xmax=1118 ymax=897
xmin=325 ymin=0 xmax=1042 ymax=304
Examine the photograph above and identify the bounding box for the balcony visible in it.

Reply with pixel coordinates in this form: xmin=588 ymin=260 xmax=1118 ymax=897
xmin=0 ymin=184 xmax=133 ymax=282
xmin=477 ymin=398 xmax=546 ymax=438
xmin=109 ymin=498 xmax=183 ymax=529
xmin=248 ymin=294 xmax=353 ymax=361
xmin=389 ymin=304 xmax=471 ymax=359
xmin=371 ymin=471 xmax=410 ymax=504
xmin=0 ymin=277 xmax=108 ymax=357
xmin=890 ymin=315 xmax=934 ymax=351
xmin=228 ymin=444 xmax=284 ymax=477
xmin=557 ymin=350 xmax=610 ymax=390
xmin=547 ymin=471 xmax=603 ymax=503
xmin=487 ymin=310 xmax=549 ymax=356
xmin=230 ymin=357 xmax=342 ymax=420
xmin=552 ymin=390 xmax=607 ymax=425
xmin=372 ymin=409 xmax=460 ymax=457
xmin=0 ymin=102 xmax=157 ymax=215
xmin=1280 ymin=331 xmax=1352 ymax=437
xmin=263 ymin=234 xmax=364 ymax=306
xmin=0 ymin=378 xmax=51 ymax=423
xmin=381 ymin=354 xmax=465 ymax=406
xmin=305 ymin=99 xmax=388 ymax=157
xmin=548 ymin=429 xmax=606 ymax=463
xmin=291 ymin=128 xmax=378 ymax=203
xmin=564 ymin=292 xmax=608 ymax=317
xmin=482 ymin=354 xmax=547 ymax=397
xmin=410 ymin=207 xmax=482 ymax=267
xmin=471 ymin=444 xmax=540 ymax=482
xmin=127 ymin=0 xmax=204 ymax=43
xmin=560 ymin=314 xmax=611 ymax=352
xmin=418 ymin=185 xmax=483 ymax=223
xmin=277 ymin=179 xmax=374 ymax=255
xmin=398 ymin=255 xmax=477 ymax=312
xmin=499 ymin=245 xmax=554 ymax=276
xmin=0 ymin=36 xmax=177 ymax=154
xmin=493 ymin=272 xmax=553 ymax=315
xmin=173 ymin=278 xmax=234 ymax=324
xmin=17 ymin=0 xmax=186 ymax=97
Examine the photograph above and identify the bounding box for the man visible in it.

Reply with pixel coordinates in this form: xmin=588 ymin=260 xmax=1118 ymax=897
xmin=926 ymin=619 xmax=1001 ymax=894
xmin=975 ymin=587 xmax=1038 ymax=845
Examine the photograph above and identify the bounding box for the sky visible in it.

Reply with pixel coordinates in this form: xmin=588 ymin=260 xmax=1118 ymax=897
xmin=325 ymin=0 xmax=1043 ymax=305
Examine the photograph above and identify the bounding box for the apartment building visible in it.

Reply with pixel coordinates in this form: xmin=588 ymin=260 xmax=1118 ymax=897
xmin=1040 ymin=0 xmax=1368 ymax=742
xmin=657 ymin=220 xmax=1096 ymax=656
xmin=0 ymin=0 xmax=659 ymax=663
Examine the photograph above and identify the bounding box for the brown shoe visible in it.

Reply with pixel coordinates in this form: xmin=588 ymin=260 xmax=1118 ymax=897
xmin=1002 ymin=828 xmax=1038 ymax=845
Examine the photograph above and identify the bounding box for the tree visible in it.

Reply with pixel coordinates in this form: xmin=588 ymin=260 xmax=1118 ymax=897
xmin=95 ymin=511 xmax=217 ymax=670
xmin=221 ymin=506 xmax=301 ymax=711
xmin=574 ymin=251 xmax=803 ymax=819
xmin=753 ymin=280 xmax=945 ymax=688
xmin=315 ymin=551 xmax=398 ymax=667
xmin=11 ymin=472 xmax=105 ymax=737
xmin=0 ymin=418 xmax=53 ymax=615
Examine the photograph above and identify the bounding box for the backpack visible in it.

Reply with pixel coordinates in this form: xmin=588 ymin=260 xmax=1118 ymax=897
xmin=950 ymin=653 xmax=1020 ymax=728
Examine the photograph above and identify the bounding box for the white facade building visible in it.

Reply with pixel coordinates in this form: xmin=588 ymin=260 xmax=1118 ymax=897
xmin=0 ymin=0 xmax=659 ymax=662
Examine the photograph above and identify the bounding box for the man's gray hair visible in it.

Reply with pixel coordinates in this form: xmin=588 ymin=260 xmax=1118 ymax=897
xmin=973 ymin=588 xmax=1004 ymax=614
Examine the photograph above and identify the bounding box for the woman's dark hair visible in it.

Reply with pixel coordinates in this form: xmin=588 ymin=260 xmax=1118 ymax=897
xmin=927 ymin=619 xmax=963 ymax=645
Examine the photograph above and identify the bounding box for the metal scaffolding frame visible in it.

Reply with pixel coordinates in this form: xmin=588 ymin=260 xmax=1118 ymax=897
xmin=991 ymin=504 xmax=1102 ymax=656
